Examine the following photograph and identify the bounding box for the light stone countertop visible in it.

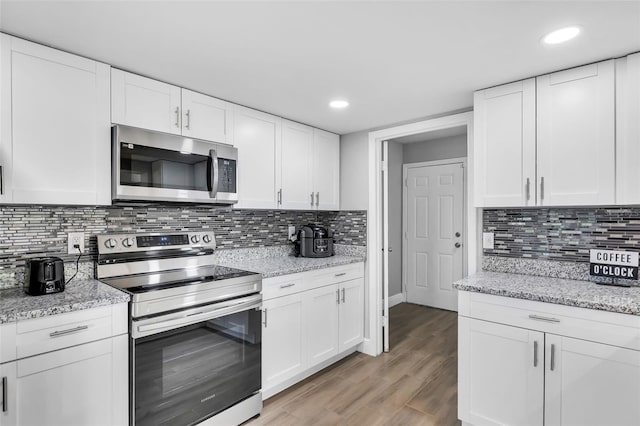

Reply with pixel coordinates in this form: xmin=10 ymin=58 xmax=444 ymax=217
xmin=217 ymin=254 xmax=365 ymax=278
xmin=0 ymin=278 xmax=130 ymax=324
xmin=454 ymin=271 xmax=640 ymax=316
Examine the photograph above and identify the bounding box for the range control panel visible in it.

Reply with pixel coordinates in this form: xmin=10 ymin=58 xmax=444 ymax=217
xmin=97 ymin=232 xmax=216 ymax=254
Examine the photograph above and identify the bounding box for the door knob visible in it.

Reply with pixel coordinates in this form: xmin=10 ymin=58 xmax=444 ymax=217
xmin=455 ymin=232 xmax=461 ymax=237
xmin=455 ymin=242 xmax=461 ymax=248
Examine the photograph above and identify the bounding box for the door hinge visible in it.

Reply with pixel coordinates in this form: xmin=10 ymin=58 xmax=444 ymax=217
xmin=382 ymin=315 xmax=389 ymax=328
xmin=381 ymin=160 xmax=387 ymax=172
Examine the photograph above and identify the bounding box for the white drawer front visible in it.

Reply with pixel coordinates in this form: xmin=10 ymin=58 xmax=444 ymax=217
xmin=16 ymin=306 xmax=113 ymax=359
xmin=306 ymin=263 xmax=364 ymax=289
xmin=263 ymin=275 xmax=305 ymax=301
xmin=459 ymin=291 xmax=640 ymax=351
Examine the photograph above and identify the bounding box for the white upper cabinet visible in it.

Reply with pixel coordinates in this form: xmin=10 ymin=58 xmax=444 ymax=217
xmin=111 ymin=70 xmax=232 ymax=144
xmin=474 ymin=79 xmax=536 ymax=207
xmin=280 ymin=120 xmax=314 ymax=210
xmin=616 ymin=53 xmax=640 ymax=205
xmin=312 ymin=129 xmax=340 ymax=211
xmin=536 ymin=60 xmax=615 ymax=206
xmin=233 ymin=106 xmax=281 ymax=209
xmin=181 ymin=89 xmax=233 ymax=144
xmin=111 ymin=69 xmax=181 ymax=135
xmin=0 ymin=35 xmax=111 ymax=205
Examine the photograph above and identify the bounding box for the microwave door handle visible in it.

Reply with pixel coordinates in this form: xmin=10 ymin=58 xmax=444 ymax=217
xmin=209 ymin=148 xmax=219 ymax=199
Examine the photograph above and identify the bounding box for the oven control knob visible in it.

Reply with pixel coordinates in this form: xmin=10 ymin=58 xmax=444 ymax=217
xmin=191 ymin=235 xmax=201 ymax=244
xmin=122 ymin=238 xmax=134 ymax=248
xmin=104 ymin=238 xmax=117 ymax=249
xmin=202 ymin=234 xmax=212 ymax=244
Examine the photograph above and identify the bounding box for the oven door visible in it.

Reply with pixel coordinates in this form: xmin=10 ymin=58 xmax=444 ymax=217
xmin=113 ymin=125 xmax=237 ymax=204
xmin=131 ymin=294 xmax=261 ymax=426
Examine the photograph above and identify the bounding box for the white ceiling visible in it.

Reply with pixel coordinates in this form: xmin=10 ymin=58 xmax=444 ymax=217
xmin=1 ymin=1 xmax=639 ymax=135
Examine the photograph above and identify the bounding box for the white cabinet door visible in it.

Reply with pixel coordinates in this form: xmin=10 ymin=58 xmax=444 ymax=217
xmin=306 ymin=284 xmax=340 ymax=367
xmin=458 ymin=317 xmax=544 ymax=426
xmin=0 ymin=35 xmax=111 ymax=205
xmin=111 ymin=69 xmax=181 ymax=135
xmin=181 ymin=89 xmax=233 ymax=144
xmin=0 ymin=361 xmax=16 ymax=426
xmin=473 ymin=79 xmax=536 ymax=207
xmin=338 ymin=278 xmax=364 ymax=350
xmin=545 ymin=335 xmax=640 ymax=426
xmin=312 ymin=129 xmax=340 ymax=210
xmin=280 ymin=120 xmax=314 ymax=210
xmin=616 ymin=53 xmax=640 ymax=205
xmin=10 ymin=335 xmax=127 ymax=426
xmin=536 ymin=60 xmax=615 ymax=206
xmin=262 ymin=293 xmax=306 ymax=393
xmin=233 ymin=106 xmax=281 ymax=209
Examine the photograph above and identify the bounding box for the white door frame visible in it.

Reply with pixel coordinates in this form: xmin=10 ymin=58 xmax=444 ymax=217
xmin=362 ymin=111 xmax=478 ymax=356
xmin=402 ymin=158 xmax=468 ymax=306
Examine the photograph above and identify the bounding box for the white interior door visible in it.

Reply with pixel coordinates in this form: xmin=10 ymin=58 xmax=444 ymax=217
xmin=405 ymin=161 xmax=463 ymax=311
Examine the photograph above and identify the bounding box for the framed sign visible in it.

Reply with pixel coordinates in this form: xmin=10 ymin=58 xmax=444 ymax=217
xmin=589 ymin=249 xmax=639 ymax=280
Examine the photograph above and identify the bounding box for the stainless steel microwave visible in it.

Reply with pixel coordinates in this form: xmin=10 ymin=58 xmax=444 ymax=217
xmin=112 ymin=125 xmax=238 ymax=204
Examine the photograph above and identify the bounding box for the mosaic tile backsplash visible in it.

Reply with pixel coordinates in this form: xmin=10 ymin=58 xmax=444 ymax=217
xmin=0 ymin=205 xmax=366 ymax=270
xmin=484 ymin=207 xmax=640 ymax=263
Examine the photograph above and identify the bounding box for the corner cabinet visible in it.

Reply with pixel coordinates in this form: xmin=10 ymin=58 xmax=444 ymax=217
xmin=111 ymin=69 xmax=233 ymax=144
xmin=0 ymin=34 xmax=111 ymax=205
xmin=616 ymin=52 xmax=640 ymax=204
xmin=474 ymin=60 xmax=616 ymax=207
xmin=458 ymin=291 xmax=640 ymax=426
xmin=0 ymin=304 xmax=129 ymax=426
xmin=261 ymin=263 xmax=364 ymax=399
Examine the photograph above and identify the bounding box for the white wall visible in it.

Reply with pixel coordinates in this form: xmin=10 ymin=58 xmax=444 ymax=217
xmin=402 ymin=134 xmax=467 ymax=163
xmin=340 ymin=131 xmax=369 ymax=210
xmin=387 ymin=141 xmax=403 ymax=297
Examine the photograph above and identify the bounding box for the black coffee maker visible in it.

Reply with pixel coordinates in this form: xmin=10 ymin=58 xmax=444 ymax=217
xmin=295 ymin=224 xmax=334 ymax=258
xmin=24 ymin=257 xmax=65 ymax=295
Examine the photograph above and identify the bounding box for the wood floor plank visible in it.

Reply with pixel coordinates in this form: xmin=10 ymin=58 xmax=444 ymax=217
xmin=246 ymin=303 xmax=459 ymax=426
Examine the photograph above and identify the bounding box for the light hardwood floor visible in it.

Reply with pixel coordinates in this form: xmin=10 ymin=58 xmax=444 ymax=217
xmin=247 ymin=303 xmax=460 ymax=425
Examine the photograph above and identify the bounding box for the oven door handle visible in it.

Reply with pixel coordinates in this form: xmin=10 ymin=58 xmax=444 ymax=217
xmin=133 ymin=295 xmax=261 ymax=338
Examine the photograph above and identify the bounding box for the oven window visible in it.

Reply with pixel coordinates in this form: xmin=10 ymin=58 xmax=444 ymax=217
xmin=134 ymin=308 xmax=261 ymax=426
xmin=120 ymin=143 xmax=209 ymax=191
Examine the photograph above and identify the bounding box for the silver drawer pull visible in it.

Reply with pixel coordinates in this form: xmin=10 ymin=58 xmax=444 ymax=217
xmin=335 ymin=273 xmax=347 ymax=277
xmin=49 ymin=325 xmax=89 ymax=338
xmin=2 ymin=376 xmax=7 ymax=412
xmin=528 ymin=314 xmax=560 ymax=323
xmin=280 ymin=283 xmax=296 ymax=289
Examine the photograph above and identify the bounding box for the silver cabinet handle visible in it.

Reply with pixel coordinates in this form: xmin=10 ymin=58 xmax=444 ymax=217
xmin=540 ymin=177 xmax=545 ymax=200
xmin=174 ymin=106 xmax=180 ymax=128
xmin=316 ymin=192 xmax=319 ymax=207
xmin=533 ymin=340 xmax=539 ymax=367
xmin=341 ymin=288 xmax=345 ymax=303
xmin=263 ymin=308 xmax=267 ymax=328
xmin=455 ymin=242 xmax=461 ymax=248
xmin=277 ymin=189 xmax=282 ymax=205
xmin=550 ymin=343 xmax=556 ymax=371
xmin=528 ymin=314 xmax=560 ymax=323
xmin=526 ymin=177 xmax=531 ymax=201
xmin=335 ymin=272 xmax=347 ymax=277
xmin=310 ymin=192 xmax=314 ymax=206
xmin=336 ymin=289 xmax=340 ymax=305
xmin=49 ymin=325 xmax=89 ymax=338
xmin=0 ymin=165 xmax=3 ymax=195
xmin=185 ymin=109 xmax=191 ymax=130
xmin=2 ymin=376 xmax=7 ymax=412
xmin=280 ymin=283 xmax=295 ymax=289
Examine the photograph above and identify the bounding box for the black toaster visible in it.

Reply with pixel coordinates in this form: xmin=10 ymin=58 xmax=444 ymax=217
xmin=24 ymin=257 xmax=65 ymax=295
xmin=296 ymin=224 xmax=334 ymax=258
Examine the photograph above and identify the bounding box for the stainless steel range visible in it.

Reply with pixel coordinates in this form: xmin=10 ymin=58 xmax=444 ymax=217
xmin=97 ymin=232 xmax=262 ymax=426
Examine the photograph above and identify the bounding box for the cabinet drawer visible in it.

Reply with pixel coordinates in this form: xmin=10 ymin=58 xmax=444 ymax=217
xmin=306 ymin=263 xmax=364 ymax=289
xmin=459 ymin=291 xmax=640 ymax=351
xmin=16 ymin=306 xmax=114 ymax=359
xmin=263 ymin=275 xmax=305 ymax=300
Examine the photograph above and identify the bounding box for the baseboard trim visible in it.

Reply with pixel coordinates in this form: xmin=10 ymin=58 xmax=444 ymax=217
xmin=389 ymin=293 xmax=405 ymax=308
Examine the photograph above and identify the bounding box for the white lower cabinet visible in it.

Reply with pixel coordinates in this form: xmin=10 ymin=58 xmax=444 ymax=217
xmin=0 ymin=304 xmax=128 ymax=426
xmin=262 ymin=263 xmax=365 ymax=398
xmin=458 ymin=292 xmax=640 ymax=426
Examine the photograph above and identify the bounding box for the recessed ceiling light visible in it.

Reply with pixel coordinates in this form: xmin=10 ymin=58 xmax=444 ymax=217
xmin=329 ymin=100 xmax=349 ymax=109
xmin=543 ymin=26 xmax=580 ymax=45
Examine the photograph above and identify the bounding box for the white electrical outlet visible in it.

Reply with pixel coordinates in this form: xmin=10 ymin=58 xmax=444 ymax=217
xmin=68 ymin=232 xmax=85 ymax=254
xmin=288 ymin=225 xmax=297 ymax=241
xmin=482 ymin=232 xmax=495 ymax=250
